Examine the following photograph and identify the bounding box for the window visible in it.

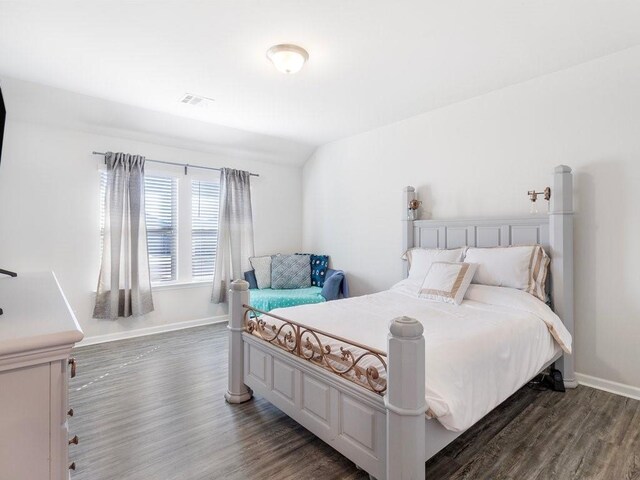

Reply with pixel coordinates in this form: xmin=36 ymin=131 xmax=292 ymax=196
xmin=191 ymin=180 xmax=220 ymax=279
xmin=100 ymin=172 xmax=178 ymax=284
xmin=100 ymin=170 xmax=220 ymax=286
xmin=144 ymin=176 xmax=178 ymax=283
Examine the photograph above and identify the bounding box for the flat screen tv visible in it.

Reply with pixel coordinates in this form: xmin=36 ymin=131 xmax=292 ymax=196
xmin=0 ymin=85 xmax=5 ymax=162
xmin=0 ymin=84 xmax=16 ymax=316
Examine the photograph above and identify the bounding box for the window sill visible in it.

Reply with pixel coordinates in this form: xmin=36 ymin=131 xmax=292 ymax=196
xmin=152 ymin=280 xmax=212 ymax=292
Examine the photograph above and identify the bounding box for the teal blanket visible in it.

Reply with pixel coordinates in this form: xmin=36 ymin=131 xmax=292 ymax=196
xmin=249 ymin=287 xmax=325 ymax=312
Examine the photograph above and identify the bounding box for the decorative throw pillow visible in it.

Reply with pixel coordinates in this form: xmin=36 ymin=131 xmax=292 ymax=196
xmin=272 ymin=254 xmax=311 ymax=289
xmin=244 ymin=270 xmax=258 ymax=290
xmin=419 ymin=262 xmax=477 ymax=305
xmin=296 ymin=253 xmax=329 ymax=287
xmin=404 ymin=248 xmax=467 ymax=282
xmin=249 ymin=255 xmax=272 ymax=289
xmin=463 ymin=245 xmax=550 ymax=302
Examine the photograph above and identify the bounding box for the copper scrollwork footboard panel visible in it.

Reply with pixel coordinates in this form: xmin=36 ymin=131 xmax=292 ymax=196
xmin=243 ymin=305 xmax=388 ymax=395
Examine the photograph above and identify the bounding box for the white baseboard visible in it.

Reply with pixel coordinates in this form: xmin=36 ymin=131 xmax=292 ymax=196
xmin=576 ymin=372 xmax=640 ymax=401
xmin=77 ymin=315 xmax=228 ymax=347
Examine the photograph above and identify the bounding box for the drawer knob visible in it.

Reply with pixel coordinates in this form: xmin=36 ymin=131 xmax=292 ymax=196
xmin=69 ymin=462 xmax=76 ymax=471
xmin=68 ymin=357 xmax=77 ymax=378
xmin=69 ymin=435 xmax=79 ymax=445
xmin=68 ymin=408 xmax=74 ymax=417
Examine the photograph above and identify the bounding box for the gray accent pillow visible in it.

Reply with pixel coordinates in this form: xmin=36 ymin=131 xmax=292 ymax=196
xmin=250 ymin=256 xmax=272 ymax=289
xmin=271 ymin=254 xmax=311 ymax=289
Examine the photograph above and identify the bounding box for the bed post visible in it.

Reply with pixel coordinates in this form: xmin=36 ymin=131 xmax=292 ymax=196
xmin=549 ymin=165 xmax=577 ymax=388
xmin=386 ymin=316 xmax=427 ymax=479
xmin=402 ymin=186 xmax=416 ymax=277
xmin=225 ymin=279 xmax=253 ymax=403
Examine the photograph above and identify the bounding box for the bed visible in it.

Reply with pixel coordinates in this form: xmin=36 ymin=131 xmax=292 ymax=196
xmin=225 ymin=165 xmax=576 ymax=479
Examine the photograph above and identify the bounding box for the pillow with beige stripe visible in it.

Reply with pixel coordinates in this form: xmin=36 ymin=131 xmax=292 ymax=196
xmin=463 ymin=245 xmax=550 ymax=302
xmin=403 ymin=247 xmax=467 ymax=282
xmin=419 ymin=262 xmax=477 ymax=305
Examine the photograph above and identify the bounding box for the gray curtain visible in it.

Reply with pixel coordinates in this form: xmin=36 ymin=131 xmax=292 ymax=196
xmin=211 ymin=168 xmax=255 ymax=303
xmin=94 ymin=152 xmax=154 ymax=319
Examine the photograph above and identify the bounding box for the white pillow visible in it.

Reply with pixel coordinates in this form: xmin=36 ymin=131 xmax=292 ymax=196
xmin=404 ymin=248 xmax=466 ymax=282
xmin=419 ymin=262 xmax=477 ymax=305
xmin=463 ymin=246 xmax=549 ymax=302
xmin=250 ymin=255 xmax=272 ymax=289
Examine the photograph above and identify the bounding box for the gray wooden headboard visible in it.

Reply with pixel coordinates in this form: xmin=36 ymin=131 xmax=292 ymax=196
xmin=410 ymin=216 xmax=550 ymax=251
xmin=401 ymin=165 xmax=576 ymax=388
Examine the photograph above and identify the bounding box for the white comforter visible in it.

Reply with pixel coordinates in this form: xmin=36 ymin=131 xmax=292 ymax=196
xmin=266 ymin=280 xmax=571 ymax=432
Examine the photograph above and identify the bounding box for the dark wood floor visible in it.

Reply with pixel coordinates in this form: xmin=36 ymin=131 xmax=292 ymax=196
xmin=69 ymin=324 xmax=639 ymax=480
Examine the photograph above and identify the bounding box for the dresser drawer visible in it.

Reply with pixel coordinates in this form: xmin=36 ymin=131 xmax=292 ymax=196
xmin=0 ymin=364 xmax=51 ymax=479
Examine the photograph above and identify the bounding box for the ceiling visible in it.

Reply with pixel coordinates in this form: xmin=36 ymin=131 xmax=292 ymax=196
xmin=1 ymin=0 xmax=640 ymax=152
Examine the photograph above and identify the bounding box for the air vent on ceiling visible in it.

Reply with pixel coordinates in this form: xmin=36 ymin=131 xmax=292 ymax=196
xmin=179 ymin=93 xmax=214 ymax=107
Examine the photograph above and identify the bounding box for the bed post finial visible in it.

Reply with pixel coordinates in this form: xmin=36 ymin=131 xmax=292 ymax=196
xmin=402 ymin=187 xmax=416 ymax=278
xmin=225 ymin=280 xmax=253 ymax=404
xmin=386 ymin=316 xmax=426 ymax=479
xmin=550 ymin=165 xmax=577 ymax=389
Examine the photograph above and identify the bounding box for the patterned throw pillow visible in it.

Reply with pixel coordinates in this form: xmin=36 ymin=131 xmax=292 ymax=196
xmin=296 ymin=253 xmax=329 ymax=287
xmin=272 ymin=254 xmax=311 ymax=289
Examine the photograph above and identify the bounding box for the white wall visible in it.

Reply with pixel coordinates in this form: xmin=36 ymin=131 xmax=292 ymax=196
xmin=0 ymin=118 xmax=303 ymax=340
xmin=303 ymin=46 xmax=640 ymax=390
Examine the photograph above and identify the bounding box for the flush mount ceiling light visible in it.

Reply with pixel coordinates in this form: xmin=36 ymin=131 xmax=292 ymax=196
xmin=266 ymin=44 xmax=309 ymax=74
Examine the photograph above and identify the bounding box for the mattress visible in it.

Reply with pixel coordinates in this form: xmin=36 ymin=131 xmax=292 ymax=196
xmin=252 ymin=280 xmax=571 ymax=432
xmin=249 ymin=286 xmax=325 ymax=312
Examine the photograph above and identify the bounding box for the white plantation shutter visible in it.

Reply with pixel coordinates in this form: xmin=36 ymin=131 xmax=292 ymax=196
xmin=100 ymin=172 xmax=178 ymax=284
xmin=191 ymin=180 xmax=220 ymax=279
xmin=144 ymin=175 xmax=178 ymax=283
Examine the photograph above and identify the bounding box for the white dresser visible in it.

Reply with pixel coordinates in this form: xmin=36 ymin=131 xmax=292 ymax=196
xmin=0 ymin=272 xmax=84 ymax=480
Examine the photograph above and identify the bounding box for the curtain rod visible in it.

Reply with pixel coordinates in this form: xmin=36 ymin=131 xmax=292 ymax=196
xmin=91 ymin=151 xmax=259 ymax=177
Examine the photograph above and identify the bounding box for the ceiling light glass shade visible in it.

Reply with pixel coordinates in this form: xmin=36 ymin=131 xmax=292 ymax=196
xmin=266 ymin=44 xmax=309 ymax=74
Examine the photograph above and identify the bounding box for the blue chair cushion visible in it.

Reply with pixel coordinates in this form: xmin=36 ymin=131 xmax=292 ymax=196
xmin=244 ymin=270 xmax=258 ymax=290
xmin=249 ymin=287 xmax=325 ymax=312
xmin=321 ymin=271 xmax=344 ymax=301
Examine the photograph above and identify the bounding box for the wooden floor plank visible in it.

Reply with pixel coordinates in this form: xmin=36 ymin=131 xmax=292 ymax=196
xmin=68 ymin=324 xmax=639 ymax=479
